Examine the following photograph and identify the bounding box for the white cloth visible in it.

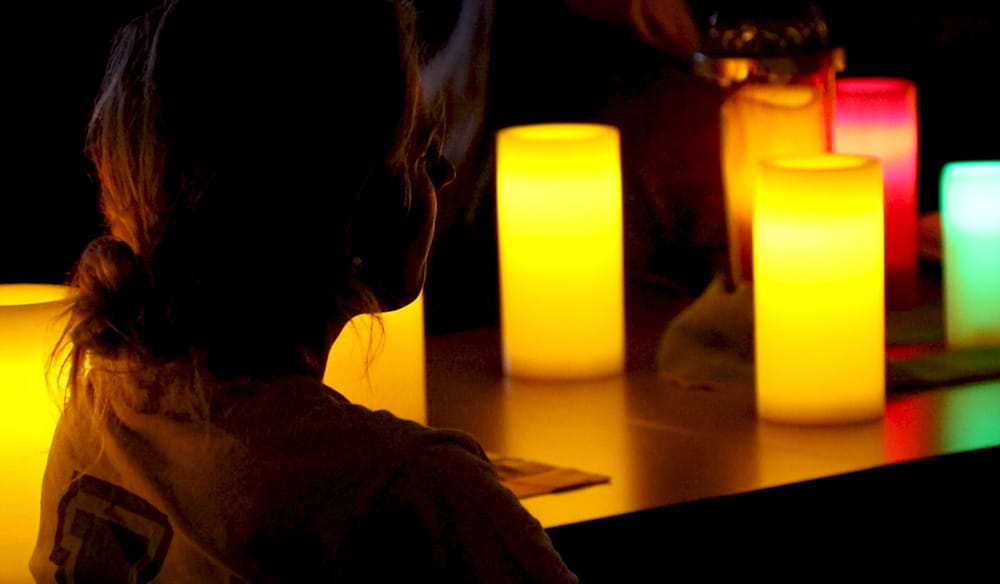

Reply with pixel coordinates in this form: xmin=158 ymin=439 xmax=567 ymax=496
xmin=656 ymin=275 xmax=755 ymax=392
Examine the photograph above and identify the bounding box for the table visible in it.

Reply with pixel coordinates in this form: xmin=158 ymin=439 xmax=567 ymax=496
xmin=424 ymin=272 xmax=1000 ymax=577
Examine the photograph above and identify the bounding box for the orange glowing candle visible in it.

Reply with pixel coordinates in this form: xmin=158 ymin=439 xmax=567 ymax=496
xmin=324 ymin=292 xmax=427 ymax=424
xmin=721 ymin=83 xmax=831 ymax=282
xmin=496 ymin=123 xmax=624 ymax=380
xmin=0 ymin=284 xmax=71 ymax=582
xmin=835 ymin=77 xmax=919 ymax=308
xmin=754 ymin=154 xmax=885 ymax=424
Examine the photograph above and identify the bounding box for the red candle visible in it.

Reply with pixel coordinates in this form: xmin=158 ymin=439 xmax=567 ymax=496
xmin=834 ymin=77 xmax=919 ymax=309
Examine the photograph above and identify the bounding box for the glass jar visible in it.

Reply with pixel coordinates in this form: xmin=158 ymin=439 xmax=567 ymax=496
xmin=694 ymin=1 xmax=845 ymax=284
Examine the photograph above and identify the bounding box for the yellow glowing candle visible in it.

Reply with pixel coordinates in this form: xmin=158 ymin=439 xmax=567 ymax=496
xmin=834 ymin=77 xmax=920 ymax=308
xmin=496 ymin=123 xmax=624 ymax=380
xmin=940 ymin=161 xmax=1000 ymax=348
xmin=0 ymin=284 xmax=71 ymax=582
xmin=324 ymin=292 xmax=427 ymax=424
xmin=754 ymin=154 xmax=885 ymax=424
xmin=721 ymin=83 xmax=830 ymax=282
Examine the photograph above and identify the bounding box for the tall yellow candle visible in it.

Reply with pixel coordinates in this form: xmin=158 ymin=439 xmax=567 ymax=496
xmin=754 ymin=154 xmax=885 ymax=424
xmin=323 ymin=292 xmax=427 ymax=424
xmin=0 ymin=284 xmax=71 ymax=582
xmin=496 ymin=123 xmax=624 ymax=380
xmin=721 ymin=84 xmax=830 ymax=282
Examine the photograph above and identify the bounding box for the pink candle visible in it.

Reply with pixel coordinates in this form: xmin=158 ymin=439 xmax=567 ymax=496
xmin=834 ymin=77 xmax=919 ymax=309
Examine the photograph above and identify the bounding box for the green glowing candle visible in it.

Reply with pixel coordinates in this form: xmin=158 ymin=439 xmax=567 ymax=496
xmin=941 ymin=161 xmax=1000 ymax=348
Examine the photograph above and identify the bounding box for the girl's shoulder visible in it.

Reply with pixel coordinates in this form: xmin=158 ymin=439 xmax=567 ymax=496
xmin=217 ymin=373 xmax=488 ymax=473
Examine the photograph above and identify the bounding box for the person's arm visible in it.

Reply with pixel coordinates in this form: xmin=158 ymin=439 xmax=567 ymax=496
xmin=563 ymin=0 xmax=702 ymax=60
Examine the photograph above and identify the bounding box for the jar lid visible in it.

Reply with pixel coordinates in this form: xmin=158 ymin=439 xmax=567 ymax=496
xmin=692 ymin=1 xmax=845 ymax=86
xmin=693 ymin=48 xmax=845 ymax=86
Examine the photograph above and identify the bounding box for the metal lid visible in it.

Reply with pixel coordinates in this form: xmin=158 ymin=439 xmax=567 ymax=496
xmin=692 ymin=1 xmax=845 ymax=86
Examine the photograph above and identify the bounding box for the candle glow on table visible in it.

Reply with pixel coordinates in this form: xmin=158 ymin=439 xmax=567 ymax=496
xmin=496 ymin=123 xmax=624 ymax=380
xmin=940 ymin=161 xmax=1000 ymax=348
xmin=754 ymin=154 xmax=885 ymax=424
xmin=324 ymin=292 xmax=427 ymax=424
xmin=835 ymin=77 xmax=920 ymax=308
xmin=721 ymin=83 xmax=831 ymax=282
xmin=0 ymin=284 xmax=71 ymax=582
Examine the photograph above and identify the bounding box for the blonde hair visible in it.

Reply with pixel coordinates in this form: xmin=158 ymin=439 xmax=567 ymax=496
xmin=59 ymin=0 xmax=425 ymax=419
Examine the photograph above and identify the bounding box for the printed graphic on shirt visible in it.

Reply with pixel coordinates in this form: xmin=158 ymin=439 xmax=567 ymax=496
xmin=50 ymin=473 xmax=173 ymax=584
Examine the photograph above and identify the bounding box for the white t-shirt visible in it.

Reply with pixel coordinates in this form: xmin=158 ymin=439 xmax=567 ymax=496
xmin=30 ymin=373 xmax=578 ymax=582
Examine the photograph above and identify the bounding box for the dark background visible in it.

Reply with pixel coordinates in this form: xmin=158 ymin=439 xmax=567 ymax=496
xmin=3 ymin=2 xmax=998 ymax=324
xmin=3 ymin=3 xmax=149 ymax=285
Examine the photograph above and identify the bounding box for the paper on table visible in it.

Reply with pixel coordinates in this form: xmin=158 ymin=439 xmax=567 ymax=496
xmin=888 ymin=345 xmax=1000 ymax=389
xmin=487 ymin=452 xmax=611 ymax=499
xmin=885 ymin=287 xmax=1000 ymax=389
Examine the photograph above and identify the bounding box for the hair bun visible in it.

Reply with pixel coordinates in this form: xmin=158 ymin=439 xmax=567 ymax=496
xmin=71 ymin=236 xmax=148 ymax=355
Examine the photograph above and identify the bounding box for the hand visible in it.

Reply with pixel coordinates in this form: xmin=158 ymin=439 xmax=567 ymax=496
xmin=629 ymin=0 xmax=702 ymax=61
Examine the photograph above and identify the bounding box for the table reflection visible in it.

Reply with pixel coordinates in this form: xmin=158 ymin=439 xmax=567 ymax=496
xmin=501 ymin=376 xmax=634 ymax=527
xmin=426 ymin=281 xmax=1000 ymax=530
xmin=887 ymin=379 xmax=1000 ymax=457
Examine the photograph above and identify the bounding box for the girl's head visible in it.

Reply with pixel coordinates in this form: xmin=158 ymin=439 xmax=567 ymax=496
xmin=65 ymin=0 xmax=449 ymax=399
